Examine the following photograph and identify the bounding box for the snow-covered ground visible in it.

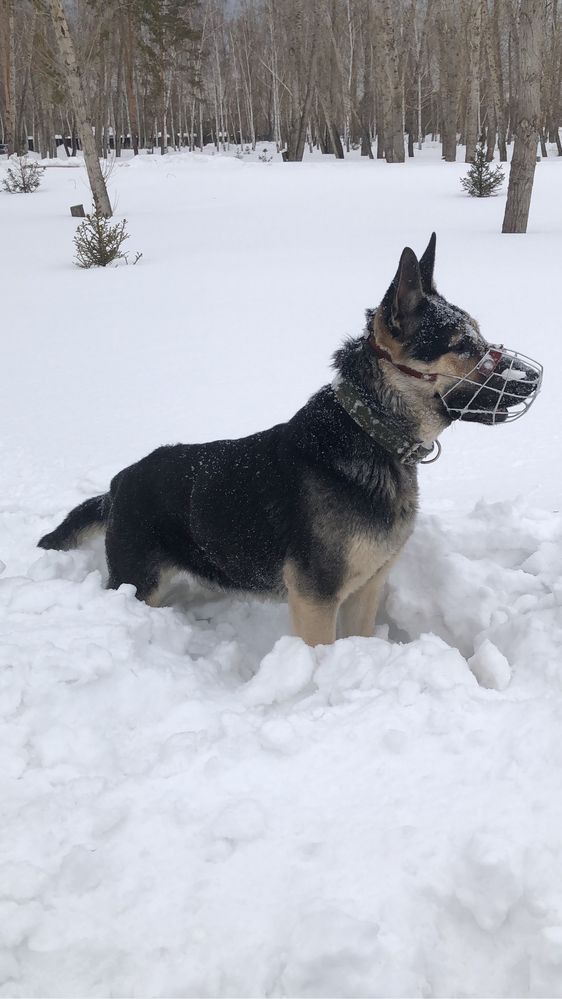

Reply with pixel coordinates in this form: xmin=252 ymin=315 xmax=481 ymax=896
xmin=1 ymin=143 xmax=562 ymax=997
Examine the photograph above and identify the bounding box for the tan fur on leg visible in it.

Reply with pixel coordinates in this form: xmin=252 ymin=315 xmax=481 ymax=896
xmin=339 ymin=558 xmax=396 ymax=638
xmin=143 ymin=567 xmax=178 ymax=607
xmin=287 ymin=589 xmax=338 ymax=646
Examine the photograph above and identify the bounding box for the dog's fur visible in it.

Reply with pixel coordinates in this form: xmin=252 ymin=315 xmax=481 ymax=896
xmin=38 ymin=235 xmax=538 ymax=645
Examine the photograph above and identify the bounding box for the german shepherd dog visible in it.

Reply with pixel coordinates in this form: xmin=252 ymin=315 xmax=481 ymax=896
xmin=39 ymin=235 xmax=541 ymax=646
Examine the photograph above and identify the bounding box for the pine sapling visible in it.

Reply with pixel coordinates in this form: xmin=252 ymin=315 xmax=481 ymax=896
xmin=461 ymin=137 xmax=505 ymax=197
xmin=2 ymin=156 xmax=45 ymax=193
xmin=73 ymin=210 xmax=133 ymax=268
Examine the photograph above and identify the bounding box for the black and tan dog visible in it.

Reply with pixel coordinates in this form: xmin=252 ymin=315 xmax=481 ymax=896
xmin=39 ymin=235 xmax=541 ymax=645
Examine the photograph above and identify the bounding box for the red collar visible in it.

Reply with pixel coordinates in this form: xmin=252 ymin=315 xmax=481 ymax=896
xmin=367 ymin=333 xmax=439 ymax=382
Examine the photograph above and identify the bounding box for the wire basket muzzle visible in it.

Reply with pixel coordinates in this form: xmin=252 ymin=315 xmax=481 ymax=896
xmin=439 ymin=346 xmax=543 ymax=424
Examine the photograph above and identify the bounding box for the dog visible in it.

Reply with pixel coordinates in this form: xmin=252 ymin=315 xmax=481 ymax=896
xmin=38 ymin=234 xmax=542 ymax=645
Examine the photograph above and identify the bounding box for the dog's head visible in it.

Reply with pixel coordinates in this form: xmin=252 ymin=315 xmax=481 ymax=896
xmin=370 ymin=234 xmax=542 ymax=426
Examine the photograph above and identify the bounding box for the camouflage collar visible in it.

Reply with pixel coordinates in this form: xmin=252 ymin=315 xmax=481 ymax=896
xmin=331 ymin=377 xmax=439 ymax=465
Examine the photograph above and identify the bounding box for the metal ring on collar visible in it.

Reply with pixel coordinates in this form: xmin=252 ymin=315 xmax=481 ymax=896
xmin=420 ymin=440 xmax=442 ymax=464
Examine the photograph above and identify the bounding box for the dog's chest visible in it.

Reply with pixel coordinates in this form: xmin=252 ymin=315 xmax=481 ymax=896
xmin=340 ymin=456 xmax=418 ymax=590
xmin=343 ymin=516 xmax=413 ymax=596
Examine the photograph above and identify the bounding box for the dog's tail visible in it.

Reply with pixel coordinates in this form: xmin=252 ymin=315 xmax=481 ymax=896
xmin=38 ymin=494 xmax=109 ymax=551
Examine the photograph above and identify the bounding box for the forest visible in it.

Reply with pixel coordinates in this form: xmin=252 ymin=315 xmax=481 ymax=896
xmin=1 ymin=0 xmax=560 ymax=167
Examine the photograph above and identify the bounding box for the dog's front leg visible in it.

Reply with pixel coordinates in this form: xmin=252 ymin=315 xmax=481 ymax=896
xmin=339 ymin=558 xmax=395 ymax=639
xmin=287 ymin=588 xmax=338 ymax=646
xmin=284 ymin=561 xmax=338 ymax=646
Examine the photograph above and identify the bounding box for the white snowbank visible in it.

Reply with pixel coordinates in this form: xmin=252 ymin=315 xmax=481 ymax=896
xmin=2 ymin=499 xmax=562 ymax=997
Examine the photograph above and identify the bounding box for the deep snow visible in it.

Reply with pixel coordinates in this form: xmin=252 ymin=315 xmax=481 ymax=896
xmin=1 ymin=143 xmax=562 ymax=998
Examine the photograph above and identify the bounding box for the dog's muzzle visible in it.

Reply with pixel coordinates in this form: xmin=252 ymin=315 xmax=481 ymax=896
xmin=440 ymin=345 xmax=543 ymax=425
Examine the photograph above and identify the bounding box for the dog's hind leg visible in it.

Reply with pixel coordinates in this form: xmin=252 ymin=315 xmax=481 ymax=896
xmin=105 ymin=519 xmax=176 ymax=607
xmin=136 ymin=566 xmax=178 ymax=607
xmin=107 ymin=553 xmax=177 ymax=607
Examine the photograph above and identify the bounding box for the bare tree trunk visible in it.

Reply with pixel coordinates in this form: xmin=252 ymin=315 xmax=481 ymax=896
xmin=267 ymin=0 xmax=282 ymax=150
xmin=465 ymin=0 xmax=483 ymax=160
xmin=16 ymin=6 xmax=37 ymax=154
xmin=545 ymin=0 xmax=562 ymax=147
xmin=403 ymin=0 xmax=418 ymax=155
xmin=437 ymin=0 xmax=461 ymax=161
xmin=382 ymin=0 xmax=405 ymax=161
xmin=96 ymin=41 xmax=105 ymax=158
xmin=121 ymin=6 xmax=139 ymax=154
xmin=507 ymin=5 xmax=521 ymax=143
xmin=373 ymin=4 xmax=388 ymax=157
xmin=242 ymin=35 xmax=256 ymax=149
xmin=323 ymin=0 xmax=372 ymax=158
xmin=169 ymin=77 xmax=177 ymax=149
xmin=284 ymin=2 xmax=319 ymax=162
xmin=358 ymin=0 xmax=374 ymax=156
xmin=49 ymin=104 xmax=57 ymax=157
xmin=484 ymin=0 xmax=508 ymax=160
xmin=413 ymin=0 xmax=433 ymax=150
xmin=160 ymin=74 xmax=168 ymax=155
xmin=46 ymin=0 xmax=112 ymax=217
xmin=484 ymin=56 xmax=497 ymax=159
xmin=502 ymin=0 xmax=544 ymax=233
xmin=0 ymin=0 xmax=16 ymax=156
xmin=114 ymin=30 xmax=124 ymax=158
xmin=319 ymin=92 xmax=344 ymax=156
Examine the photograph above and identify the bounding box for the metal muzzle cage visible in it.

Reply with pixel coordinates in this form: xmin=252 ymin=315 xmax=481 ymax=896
xmin=439 ymin=345 xmax=543 ymax=424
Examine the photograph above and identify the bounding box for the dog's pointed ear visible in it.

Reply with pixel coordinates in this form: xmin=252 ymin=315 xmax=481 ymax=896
xmin=419 ymin=232 xmax=437 ymax=293
xmin=392 ymin=247 xmax=424 ymax=325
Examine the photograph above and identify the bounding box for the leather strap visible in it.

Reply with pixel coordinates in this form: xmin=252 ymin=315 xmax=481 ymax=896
xmin=367 ymin=333 xmax=439 ymax=382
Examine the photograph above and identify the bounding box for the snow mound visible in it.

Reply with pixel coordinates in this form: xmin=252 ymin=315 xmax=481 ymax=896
xmin=1 ymin=497 xmax=562 ymax=996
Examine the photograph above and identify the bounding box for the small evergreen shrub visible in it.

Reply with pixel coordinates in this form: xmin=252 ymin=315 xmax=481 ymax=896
xmin=258 ymin=146 xmax=273 ymax=163
xmin=2 ymin=156 xmax=45 ymax=193
xmin=74 ymin=210 xmax=133 ymax=268
xmin=461 ymin=138 xmax=505 ymax=197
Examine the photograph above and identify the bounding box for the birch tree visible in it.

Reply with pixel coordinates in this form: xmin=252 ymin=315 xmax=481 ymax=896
xmin=283 ymin=0 xmax=320 ymax=161
xmin=46 ymin=0 xmax=112 ymax=216
xmin=464 ymin=0 xmax=483 ymax=161
xmin=437 ymin=0 xmax=461 ymax=161
xmin=382 ymin=0 xmax=405 ymax=162
xmin=502 ymin=0 xmax=545 ymax=233
xmin=483 ymin=0 xmax=508 ymax=160
xmin=0 ymin=0 xmax=16 ymax=155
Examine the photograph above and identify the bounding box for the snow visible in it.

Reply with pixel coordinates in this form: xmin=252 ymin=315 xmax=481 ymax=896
xmin=1 ymin=142 xmax=562 ymax=997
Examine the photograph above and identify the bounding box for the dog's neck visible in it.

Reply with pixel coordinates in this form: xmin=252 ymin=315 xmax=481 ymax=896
xmin=331 ymin=377 xmax=437 ymax=464
xmin=377 ymin=358 xmax=450 ymax=443
xmin=331 ymin=321 xmax=451 ymax=447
